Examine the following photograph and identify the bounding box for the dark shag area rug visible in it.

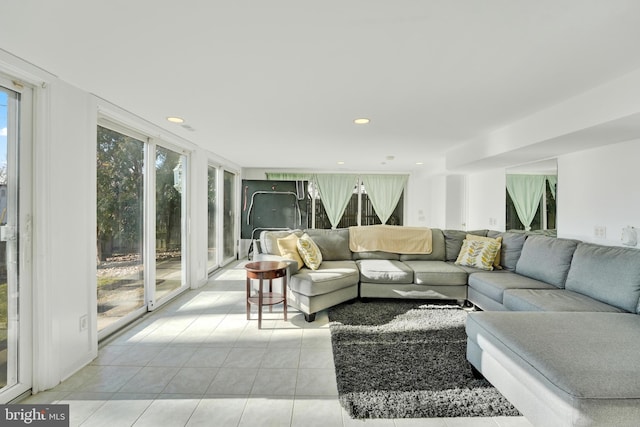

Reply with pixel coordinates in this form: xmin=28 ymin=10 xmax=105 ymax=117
xmin=328 ymin=300 xmax=520 ymax=419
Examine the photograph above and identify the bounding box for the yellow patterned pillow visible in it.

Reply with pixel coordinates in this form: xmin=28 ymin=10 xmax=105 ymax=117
xmin=277 ymin=234 xmax=304 ymax=269
xmin=466 ymin=234 xmax=503 ymax=269
xmin=455 ymin=238 xmax=501 ymax=271
xmin=296 ymin=233 xmax=323 ymax=270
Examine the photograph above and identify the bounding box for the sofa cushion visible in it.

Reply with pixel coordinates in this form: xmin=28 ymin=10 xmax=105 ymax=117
xmin=356 ymin=259 xmax=413 ymax=284
xmin=487 ymin=231 xmax=527 ymax=271
xmin=303 ymin=228 xmax=352 ymax=261
xmin=402 ymin=260 xmax=467 ymax=286
xmin=466 ymin=312 xmax=640 ymax=401
xmin=289 ymin=260 xmax=359 ymax=296
xmin=353 ymin=251 xmax=400 ymax=260
xmin=503 ymin=289 xmax=626 ymax=312
xmin=296 ymin=233 xmax=323 ymax=270
xmin=399 ymin=228 xmax=446 ymax=261
xmin=515 ymin=236 xmax=578 ymax=288
xmin=468 ymin=271 xmax=556 ymax=305
xmin=443 ymin=229 xmax=488 ymax=262
xmin=455 ymin=238 xmax=501 ymax=271
xmin=260 ymin=229 xmax=303 ymax=255
xmin=451 ymin=262 xmax=492 ymax=274
xmin=565 ymin=243 xmax=640 ymax=313
xmin=277 ymin=234 xmax=304 ymax=269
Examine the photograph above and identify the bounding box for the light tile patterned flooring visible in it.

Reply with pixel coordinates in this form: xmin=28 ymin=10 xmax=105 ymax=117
xmin=20 ymin=261 xmax=533 ymax=427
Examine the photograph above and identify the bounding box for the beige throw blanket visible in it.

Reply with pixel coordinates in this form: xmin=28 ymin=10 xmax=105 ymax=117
xmin=349 ymin=225 xmax=432 ymax=254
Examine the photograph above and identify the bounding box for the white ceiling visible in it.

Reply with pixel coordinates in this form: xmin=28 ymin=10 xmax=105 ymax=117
xmin=3 ymin=1 xmax=640 ymax=172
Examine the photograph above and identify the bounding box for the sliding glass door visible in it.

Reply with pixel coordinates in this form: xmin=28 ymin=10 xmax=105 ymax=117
xmin=207 ymin=165 xmax=218 ymax=272
xmin=0 ymin=80 xmax=32 ymax=402
xmin=96 ymin=126 xmax=146 ymax=333
xmin=222 ymin=170 xmax=236 ymax=264
xmin=97 ymin=123 xmax=189 ymax=336
xmin=154 ymin=146 xmax=187 ymax=301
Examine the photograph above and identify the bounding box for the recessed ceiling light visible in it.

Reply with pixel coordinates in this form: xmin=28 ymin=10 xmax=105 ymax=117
xmin=416 ymin=162 xmax=424 ymax=165
xmin=337 ymin=161 xmax=345 ymax=165
xmin=167 ymin=116 xmax=185 ymax=124
xmin=353 ymin=118 xmax=370 ymax=125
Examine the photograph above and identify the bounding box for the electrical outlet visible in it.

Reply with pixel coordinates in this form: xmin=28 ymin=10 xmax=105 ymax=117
xmin=79 ymin=315 xmax=88 ymax=332
xmin=594 ymin=226 xmax=606 ymax=239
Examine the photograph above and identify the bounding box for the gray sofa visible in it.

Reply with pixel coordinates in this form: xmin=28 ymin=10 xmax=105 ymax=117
xmin=254 ymin=227 xmax=525 ymax=321
xmin=254 ymin=228 xmax=359 ymax=322
xmin=466 ymin=235 xmax=640 ymax=426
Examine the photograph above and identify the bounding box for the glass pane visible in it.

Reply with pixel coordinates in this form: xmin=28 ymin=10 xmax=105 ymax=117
xmin=207 ymin=166 xmax=217 ymax=270
xmin=223 ymin=170 xmax=235 ymax=260
xmin=96 ymin=126 xmax=145 ymax=331
xmin=0 ymin=88 xmax=14 ymax=390
xmin=155 ymin=146 xmax=185 ymax=299
xmin=312 ymin=183 xmax=405 ymax=229
xmin=546 ymin=180 xmax=557 ymax=229
xmin=360 ymin=186 xmax=404 ymax=226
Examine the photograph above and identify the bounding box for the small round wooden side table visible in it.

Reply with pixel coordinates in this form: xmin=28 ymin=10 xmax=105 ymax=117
xmin=245 ymin=261 xmax=289 ymax=329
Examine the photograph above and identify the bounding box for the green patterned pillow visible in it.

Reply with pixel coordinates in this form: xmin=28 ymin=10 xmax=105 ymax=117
xmin=297 ymin=233 xmax=323 ymax=270
xmin=455 ymin=238 xmax=501 ymax=271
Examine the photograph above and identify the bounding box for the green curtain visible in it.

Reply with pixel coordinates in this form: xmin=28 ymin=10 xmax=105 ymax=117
xmin=506 ymin=174 xmax=546 ymax=231
xmin=265 ymin=172 xmax=313 ymax=181
xmin=314 ymin=174 xmax=357 ymax=229
xmin=361 ymin=174 xmax=407 ymax=224
xmin=546 ymin=175 xmax=557 ymax=200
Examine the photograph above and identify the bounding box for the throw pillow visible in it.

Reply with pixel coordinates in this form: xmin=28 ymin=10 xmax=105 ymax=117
xmin=297 ymin=233 xmax=323 ymax=270
xmin=466 ymin=234 xmax=503 ymax=269
xmin=455 ymin=238 xmax=501 ymax=271
xmin=277 ymin=234 xmax=304 ymax=270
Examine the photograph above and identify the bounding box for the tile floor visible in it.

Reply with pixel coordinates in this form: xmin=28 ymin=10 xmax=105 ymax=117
xmin=20 ymin=261 xmax=533 ymax=427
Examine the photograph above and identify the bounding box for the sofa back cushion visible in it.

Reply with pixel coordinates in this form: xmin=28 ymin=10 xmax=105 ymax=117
xmin=260 ymin=229 xmax=304 ymax=255
xmin=566 ymin=243 xmax=640 ymax=313
xmin=515 ymin=235 xmax=578 ymax=288
xmin=443 ymin=229 xmax=488 ymax=262
xmin=399 ymin=228 xmax=446 ymax=261
xmin=303 ymin=228 xmax=352 ymax=260
xmin=354 ymin=251 xmax=401 ymax=260
xmin=487 ymin=231 xmax=527 ymax=271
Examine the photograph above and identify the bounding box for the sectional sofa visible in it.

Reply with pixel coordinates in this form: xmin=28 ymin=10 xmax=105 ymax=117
xmin=254 ymin=226 xmax=640 ymax=426
xmin=254 ymin=226 xmax=525 ymax=321
xmin=466 ymin=235 xmax=640 ymax=426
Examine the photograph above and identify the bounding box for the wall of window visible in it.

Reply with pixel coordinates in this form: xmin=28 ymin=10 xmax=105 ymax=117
xmin=96 ymin=122 xmax=191 ymax=337
xmin=312 ymin=183 xmax=404 ymax=229
xmin=0 ymin=50 xmax=243 ymax=398
xmin=506 ymin=176 xmax=557 ymax=231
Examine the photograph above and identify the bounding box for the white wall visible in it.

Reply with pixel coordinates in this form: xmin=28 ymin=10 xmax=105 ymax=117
xmin=466 ymin=168 xmax=506 ymax=231
xmin=444 ymin=175 xmax=467 ymax=230
xmin=558 ymin=138 xmax=640 ymax=247
xmin=41 ymin=80 xmax=98 ymax=387
xmin=405 ymin=170 xmax=434 ymax=226
xmin=447 ymin=67 xmax=640 ymax=171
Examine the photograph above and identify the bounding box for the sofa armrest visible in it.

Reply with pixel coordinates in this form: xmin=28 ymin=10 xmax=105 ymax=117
xmin=253 ymin=253 xmax=300 ymax=275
